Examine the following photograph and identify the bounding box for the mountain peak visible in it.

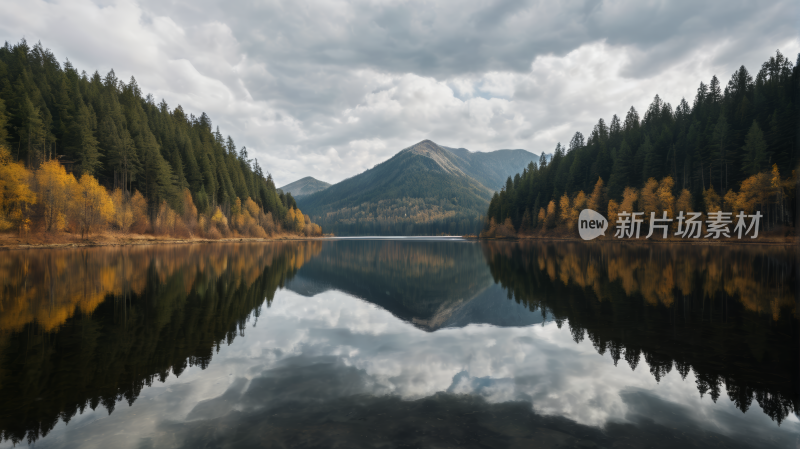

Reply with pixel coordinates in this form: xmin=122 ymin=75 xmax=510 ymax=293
xmin=401 ymin=140 xmax=465 ymax=176
xmin=279 ymin=176 xmax=331 ymax=198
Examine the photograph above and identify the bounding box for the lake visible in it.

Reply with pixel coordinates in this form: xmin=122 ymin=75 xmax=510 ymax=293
xmin=0 ymin=239 xmax=798 ymax=448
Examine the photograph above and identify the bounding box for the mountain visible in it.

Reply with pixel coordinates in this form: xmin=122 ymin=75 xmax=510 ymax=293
xmin=279 ymin=176 xmax=331 ymax=198
xmin=441 ymin=146 xmax=544 ymax=192
xmin=297 ymin=140 xmax=538 ymax=236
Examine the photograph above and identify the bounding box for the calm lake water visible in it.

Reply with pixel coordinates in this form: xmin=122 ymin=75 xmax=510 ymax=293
xmin=0 ymin=239 xmax=798 ymax=448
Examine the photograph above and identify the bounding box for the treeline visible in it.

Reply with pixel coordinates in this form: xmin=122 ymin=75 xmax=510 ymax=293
xmin=485 ymin=50 xmax=799 ymax=237
xmin=0 ymin=39 xmax=320 ymax=238
xmin=315 ymin=197 xmax=484 ymax=236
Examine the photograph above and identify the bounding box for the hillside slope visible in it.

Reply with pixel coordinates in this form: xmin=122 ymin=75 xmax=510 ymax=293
xmin=279 ymin=176 xmax=331 ymax=198
xmin=298 ymin=140 xmax=537 ymax=235
xmin=298 ymin=140 xmax=492 ymax=235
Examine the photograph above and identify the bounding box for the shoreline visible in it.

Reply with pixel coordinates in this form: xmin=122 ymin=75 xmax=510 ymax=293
xmin=466 ymin=234 xmax=799 ymax=246
xmin=0 ymin=233 xmax=323 ymax=251
xmin=2 ymin=232 xmax=797 ymax=250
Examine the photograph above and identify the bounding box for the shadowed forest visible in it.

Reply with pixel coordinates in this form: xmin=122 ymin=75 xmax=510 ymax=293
xmin=484 ymin=50 xmax=799 ymax=239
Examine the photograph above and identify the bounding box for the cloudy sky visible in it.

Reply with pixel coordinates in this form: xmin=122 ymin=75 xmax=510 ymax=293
xmin=1 ymin=0 xmax=798 ymax=186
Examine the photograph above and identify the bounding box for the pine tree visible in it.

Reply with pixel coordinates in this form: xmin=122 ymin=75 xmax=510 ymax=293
xmin=712 ymin=112 xmax=730 ymax=191
xmin=741 ymin=120 xmax=768 ymax=176
xmin=608 ymin=141 xmax=632 ymax=200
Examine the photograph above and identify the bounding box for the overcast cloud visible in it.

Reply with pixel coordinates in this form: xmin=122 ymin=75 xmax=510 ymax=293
xmin=1 ymin=0 xmax=797 ymax=185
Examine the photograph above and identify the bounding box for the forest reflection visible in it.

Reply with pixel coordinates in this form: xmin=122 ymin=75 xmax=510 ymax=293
xmin=481 ymin=241 xmax=798 ymax=424
xmin=0 ymin=242 xmax=322 ymax=445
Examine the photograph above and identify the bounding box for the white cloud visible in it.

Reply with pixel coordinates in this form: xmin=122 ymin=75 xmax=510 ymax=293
xmin=0 ymin=0 xmax=797 ymax=185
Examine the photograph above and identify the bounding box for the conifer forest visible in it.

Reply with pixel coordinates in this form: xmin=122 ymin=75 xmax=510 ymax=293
xmin=0 ymin=39 xmax=321 ymax=240
xmin=485 ymin=50 xmax=799 ymax=239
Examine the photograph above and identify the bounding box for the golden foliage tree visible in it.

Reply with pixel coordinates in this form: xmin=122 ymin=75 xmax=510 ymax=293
xmin=620 ymin=187 xmax=638 ymax=214
xmin=558 ymin=193 xmax=570 ymax=228
xmin=182 ymin=189 xmax=198 ymax=233
xmin=0 ymin=145 xmax=37 ymax=233
xmin=210 ymin=206 xmax=229 ymax=234
xmin=568 ymin=191 xmax=586 ymax=230
xmin=656 ymin=176 xmax=675 ymax=218
xmin=71 ymin=173 xmax=114 ymax=238
xmin=675 ymin=189 xmax=693 ymax=215
xmin=607 ymin=199 xmax=620 ymax=226
xmin=586 ymin=177 xmax=605 ymax=213
xmin=640 ymin=178 xmax=659 ymax=221
xmin=703 ymin=185 xmax=721 ymax=212
xmin=36 ymin=160 xmax=76 ymax=232
xmin=545 ymin=200 xmax=557 ymax=229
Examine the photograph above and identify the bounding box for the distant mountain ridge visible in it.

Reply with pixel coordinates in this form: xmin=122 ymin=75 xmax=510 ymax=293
xmin=279 ymin=176 xmax=331 ymax=198
xmin=440 ymin=146 xmax=544 ymax=192
xmin=297 ymin=140 xmax=540 ymax=235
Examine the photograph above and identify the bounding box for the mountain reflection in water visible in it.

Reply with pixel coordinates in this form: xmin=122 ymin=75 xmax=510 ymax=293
xmin=0 ymin=239 xmax=797 ymax=448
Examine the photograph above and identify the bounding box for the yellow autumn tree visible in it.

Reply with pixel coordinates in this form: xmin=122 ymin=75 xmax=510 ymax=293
xmin=703 ymin=185 xmax=721 ymax=212
xmin=71 ymin=173 xmax=114 ymax=238
xmin=111 ymin=189 xmax=134 ymax=232
xmin=153 ymin=201 xmax=179 ymax=235
xmin=0 ymin=145 xmax=37 ymax=233
xmin=737 ymin=172 xmax=771 ymax=214
xmin=36 ymin=160 xmax=76 ymax=232
xmin=129 ymin=191 xmax=149 ymax=232
xmin=620 ymin=187 xmax=639 ymax=214
xmin=723 ymin=189 xmax=739 ymax=212
xmin=244 ymin=197 xmax=260 ymax=218
xmin=558 ymin=193 xmax=570 ymax=228
xmin=656 ymin=176 xmax=675 ymax=218
xmin=537 ymin=207 xmax=546 ymax=228
xmin=586 ymin=177 xmax=604 ymax=212
xmin=607 ymin=199 xmax=620 ymax=226
xmin=182 ymin=189 xmax=198 ymax=232
xmin=568 ymin=191 xmax=586 ymax=230
xmin=675 ymin=189 xmax=693 ymax=215
xmin=293 ymin=207 xmax=305 ymax=232
xmin=640 ymin=178 xmax=659 ymax=221
xmin=545 ymin=200 xmax=557 ymax=228
xmin=210 ymin=206 xmax=229 ymax=233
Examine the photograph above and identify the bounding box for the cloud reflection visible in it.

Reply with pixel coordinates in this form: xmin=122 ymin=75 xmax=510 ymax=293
xmin=15 ymin=289 xmax=797 ymax=449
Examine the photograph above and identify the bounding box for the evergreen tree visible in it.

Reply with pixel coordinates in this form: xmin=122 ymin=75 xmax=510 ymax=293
xmin=608 ymin=141 xmax=632 ymax=200
xmin=741 ymin=120 xmax=768 ymax=176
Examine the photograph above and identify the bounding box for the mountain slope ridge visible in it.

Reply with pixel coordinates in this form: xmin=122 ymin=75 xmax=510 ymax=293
xmin=297 ymin=140 xmax=538 ymax=235
xmin=279 ymin=176 xmax=331 ymax=198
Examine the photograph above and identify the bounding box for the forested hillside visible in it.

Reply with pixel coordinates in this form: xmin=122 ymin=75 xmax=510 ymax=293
xmin=299 ymin=140 xmax=539 ymax=236
xmin=485 ymin=50 xmax=799 ymax=238
xmin=0 ymin=39 xmax=320 ymax=239
xmin=298 ymin=140 xmax=497 ymax=236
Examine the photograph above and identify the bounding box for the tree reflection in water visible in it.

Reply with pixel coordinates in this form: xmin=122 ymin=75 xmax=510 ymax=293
xmin=481 ymin=241 xmax=798 ymax=424
xmin=0 ymin=242 xmax=322 ymax=445
xmin=0 ymin=240 xmax=797 ymax=447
